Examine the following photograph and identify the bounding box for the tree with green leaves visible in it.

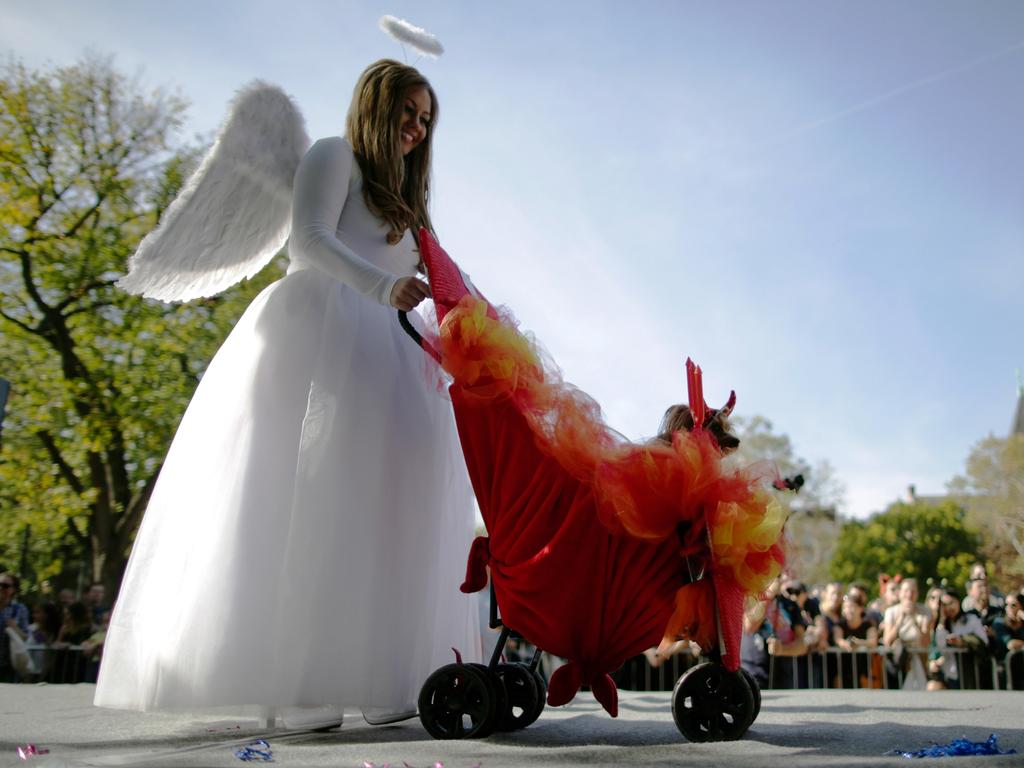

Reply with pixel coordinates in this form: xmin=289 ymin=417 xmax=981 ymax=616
xmin=829 ymin=499 xmax=980 ymax=591
xmin=732 ymin=414 xmax=845 ymax=585
xmin=949 ymin=432 xmax=1024 ymax=587
xmin=0 ymin=56 xmax=281 ymax=596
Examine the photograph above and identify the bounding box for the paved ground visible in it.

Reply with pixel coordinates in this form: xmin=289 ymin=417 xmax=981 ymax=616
xmin=1 ymin=684 xmax=1022 ymax=768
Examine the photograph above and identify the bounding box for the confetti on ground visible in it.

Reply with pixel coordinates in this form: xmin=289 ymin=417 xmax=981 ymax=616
xmin=234 ymin=739 xmax=274 ymax=762
xmin=890 ymin=734 xmax=1016 ymax=758
xmin=17 ymin=744 xmax=50 ymax=760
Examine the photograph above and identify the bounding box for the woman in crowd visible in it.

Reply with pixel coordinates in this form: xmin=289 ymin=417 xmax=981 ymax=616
xmin=51 ymin=601 xmax=94 ymax=683
xmin=930 ymin=589 xmax=988 ymax=689
xmin=881 ymin=578 xmax=930 ymax=689
xmin=833 ymin=586 xmax=879 ymax=688
xmin=992 ymin=591 xmax=1024 ymax=688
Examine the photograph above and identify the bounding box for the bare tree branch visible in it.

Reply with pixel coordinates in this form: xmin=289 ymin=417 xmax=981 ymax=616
xmin=56 ymin=279 xmax=117 ymax=313
xmin=0 ymin=308 xmax=36 ymax=335
xmin=120 ymin=465 xmax=162 ymax=541
xmin=64 ymin=300 xmax=114 ymax=318
xmin=65 ymin=516 xmax=88 ymax=547
xmin=36 ymin=430 xmax=85 ymax=494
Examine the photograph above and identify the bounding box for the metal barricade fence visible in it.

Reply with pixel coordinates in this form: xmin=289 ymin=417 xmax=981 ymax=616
xmin=1005 ymin=648 xmax=1024 ymax=691
xmin=15 ymin=643 xmax=1024 ymax=690
xmin=613 ymin=650 xmax=701 ymax=692
xmin=936 ymin=646 xmax=1000 ymax=690
xmin=22 ymin=644 xmax=97 ymax=684
xmin=766 ymin=646 xmax=1004 ymax=690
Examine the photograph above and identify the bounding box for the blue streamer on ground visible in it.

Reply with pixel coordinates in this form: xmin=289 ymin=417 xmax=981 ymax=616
xmin=890 ymin=733 xmax=1015 ymax=758
xmin=234 ymin=739 xmax=274 ymax=762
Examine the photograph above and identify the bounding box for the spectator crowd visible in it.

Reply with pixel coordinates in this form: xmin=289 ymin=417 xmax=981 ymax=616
xmin=740 ymin=562 xmax=1024 ymax=691
xmin=0 ymin=572 xmax=111 ymax=684
xmin=3 ymin=562 xmax=1023 ymax=693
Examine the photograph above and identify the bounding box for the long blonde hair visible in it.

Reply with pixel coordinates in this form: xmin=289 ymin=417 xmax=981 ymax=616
xmin=345 ymin=59 xmax=437 ymax=245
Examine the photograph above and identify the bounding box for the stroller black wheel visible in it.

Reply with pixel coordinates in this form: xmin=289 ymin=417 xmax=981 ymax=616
xmin=739 ymin=667 xmax=761 ymax=722
xmin=468 ymin=663 xmax=506 ymax=737
xmin=495 ymin=663 xmax=542 ymax=731
xmin=529 ymin=665 xmax=548 ymax=727
xmin=418 ymin=664 xmax=497 ymax=740
xmin=672 ymin=662 xmax=755 ymax=742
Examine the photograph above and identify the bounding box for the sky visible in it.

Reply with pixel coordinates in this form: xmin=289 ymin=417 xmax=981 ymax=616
xmin=3 ymin=0 xmax=1022 ymax=519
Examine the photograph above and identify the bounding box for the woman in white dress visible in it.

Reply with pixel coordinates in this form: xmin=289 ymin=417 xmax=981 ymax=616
xmin=94 ymin=60 xmax=480 ymax=726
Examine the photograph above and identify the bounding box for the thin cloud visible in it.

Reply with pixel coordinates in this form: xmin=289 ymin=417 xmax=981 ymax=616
xmin=772 ymin=37 xmax=1024 ymax=145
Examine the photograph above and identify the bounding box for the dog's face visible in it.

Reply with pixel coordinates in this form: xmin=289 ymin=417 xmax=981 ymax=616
xmin=659 ymin=405 xmax=740 ymax=454
xmin=706 ymin=411 xmax=740 ymax=454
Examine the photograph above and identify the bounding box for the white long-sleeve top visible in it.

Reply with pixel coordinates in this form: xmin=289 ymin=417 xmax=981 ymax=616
xmin=287 ymin=136 xmax=418 ymax=305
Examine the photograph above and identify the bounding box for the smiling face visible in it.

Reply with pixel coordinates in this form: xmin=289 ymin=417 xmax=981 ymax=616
xmin=847 ymin=586 xmax=868 ymax=608
xmin=399 ymin=86 xmax=432 ymax=157
xmin=899 ymin=578 xmax=918 ymax=605
xmin=842 ymin=593 xmax=864 ymax=622
xmin=823 ymin=582 xmax=843 ymax=611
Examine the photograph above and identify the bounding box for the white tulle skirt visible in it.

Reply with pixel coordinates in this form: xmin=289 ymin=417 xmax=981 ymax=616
xmin=95 ymin=268 xmax=481 ymax=713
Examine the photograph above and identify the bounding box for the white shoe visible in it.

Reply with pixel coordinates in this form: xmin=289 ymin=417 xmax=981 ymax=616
xmin=281 ymin=705 xmax=345 ymax=730
xmin=361 ymin=706 xmax=418 ymax=725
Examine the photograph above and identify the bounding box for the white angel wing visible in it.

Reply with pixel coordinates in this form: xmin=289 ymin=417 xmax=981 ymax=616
xmin=118 ymin=81 xmax=310 ymax=302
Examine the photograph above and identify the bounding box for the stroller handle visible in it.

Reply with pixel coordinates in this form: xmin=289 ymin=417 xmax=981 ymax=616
xmin=397 ymin=310 xmax=442 ymax=364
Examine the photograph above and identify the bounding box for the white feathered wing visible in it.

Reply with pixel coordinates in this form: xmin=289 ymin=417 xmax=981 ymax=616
xmin=118 ymin=81 xmax=310 ymax=302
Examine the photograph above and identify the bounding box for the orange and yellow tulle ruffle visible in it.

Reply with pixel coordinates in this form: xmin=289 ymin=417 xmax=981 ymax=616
xmin=437 ymin=295 xmax=786 ymax=644
xmin=437 ymin=295 xmax=618 ymax=482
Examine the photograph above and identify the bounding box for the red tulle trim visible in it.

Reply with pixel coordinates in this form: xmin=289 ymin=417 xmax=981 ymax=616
xmin=660 ymin=581 xmax=718 ymax=652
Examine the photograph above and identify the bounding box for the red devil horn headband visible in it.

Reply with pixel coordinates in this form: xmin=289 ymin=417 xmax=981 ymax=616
xmin=686 ymin=358 xmax=737 ymax=429
xmin=686 ymin=358 xmax=705 ymax=429
xmin=718 ymin=390 xmax=737 ymax=419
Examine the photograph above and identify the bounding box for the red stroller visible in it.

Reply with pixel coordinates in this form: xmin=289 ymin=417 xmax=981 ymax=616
xmin=399 ymin=231 xmax=786 ymax=742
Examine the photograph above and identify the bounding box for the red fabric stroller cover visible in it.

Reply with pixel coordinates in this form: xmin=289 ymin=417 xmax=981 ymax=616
xmin=417 ymin=230 xmax=785 ymax=716
xmin=453 ymin=388 xmax=685 ymax=716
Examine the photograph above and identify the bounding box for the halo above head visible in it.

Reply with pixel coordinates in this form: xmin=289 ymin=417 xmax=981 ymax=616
xmin=379 ymin=15 xmax=445 ymax=59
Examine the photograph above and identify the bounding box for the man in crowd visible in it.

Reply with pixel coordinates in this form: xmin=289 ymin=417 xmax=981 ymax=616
xmin=965 ymin=577 xmax=1004 ymax=649
xmin=962 ymin=563 xmax=1005 ymax=612
xmin=84 ymin=583 xmax=107 ymax=626
xmin=0 ymin=572 xmax=30 ymax=683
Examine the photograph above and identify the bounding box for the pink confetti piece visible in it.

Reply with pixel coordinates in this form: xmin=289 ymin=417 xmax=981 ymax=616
xmin=17 ymin=744 xmax=50 ymax=760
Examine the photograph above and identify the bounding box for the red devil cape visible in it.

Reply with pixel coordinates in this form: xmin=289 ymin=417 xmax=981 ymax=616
xmin=417 ymin=230 xmax=785 ymax=717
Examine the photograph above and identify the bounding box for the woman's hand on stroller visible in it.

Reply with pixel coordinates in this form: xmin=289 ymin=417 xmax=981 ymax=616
xmin=390 ymin=276 xmax=431 ymax=311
